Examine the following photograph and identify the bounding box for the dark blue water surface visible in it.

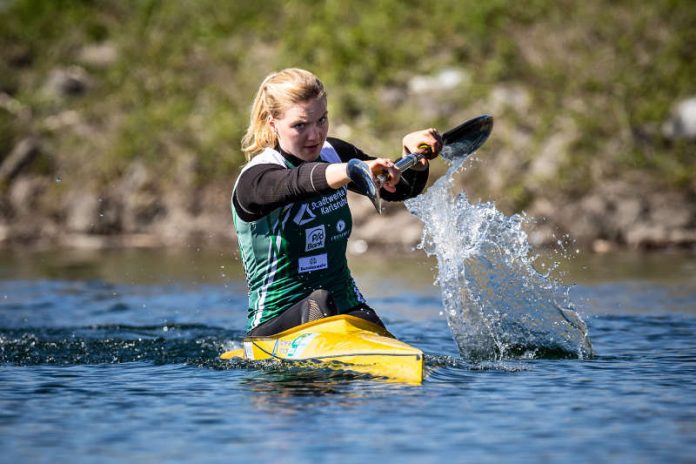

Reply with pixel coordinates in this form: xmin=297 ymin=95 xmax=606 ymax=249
xmin=0 ymin=250 xmax=695 ymax=463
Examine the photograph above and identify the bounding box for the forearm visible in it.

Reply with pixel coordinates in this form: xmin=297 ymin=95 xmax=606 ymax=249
xmin=325 ymin=163 xmax=351 ymax=189
xmin=234 ymin=163 xmax=331 ymax=221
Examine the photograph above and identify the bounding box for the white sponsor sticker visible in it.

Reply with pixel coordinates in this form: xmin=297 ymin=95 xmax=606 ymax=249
xmin=298 ymin=254 xmax=328 ymax=273
xmin=243 ymin=341 xmax=254 ymax=360
xmin=286 ymin=333 xmax=318 ymax=358
xmin=305 ymin=225 xmax=326 ymax=251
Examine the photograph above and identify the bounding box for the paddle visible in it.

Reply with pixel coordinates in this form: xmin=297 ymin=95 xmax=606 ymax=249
xmin=347 ymin=114 xmax=494 ymax=213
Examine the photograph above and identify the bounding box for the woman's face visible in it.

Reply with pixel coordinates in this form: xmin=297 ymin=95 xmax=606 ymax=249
xmin=270 ymin=96 xmax=328 ymax=161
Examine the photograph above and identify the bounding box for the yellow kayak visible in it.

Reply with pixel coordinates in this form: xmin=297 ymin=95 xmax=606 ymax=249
xmin=220 ymin=314 xmax=424 ymax=384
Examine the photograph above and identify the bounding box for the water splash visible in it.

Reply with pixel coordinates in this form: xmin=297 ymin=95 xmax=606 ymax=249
xmin=406 ymin=157 xmax=593 ymax=361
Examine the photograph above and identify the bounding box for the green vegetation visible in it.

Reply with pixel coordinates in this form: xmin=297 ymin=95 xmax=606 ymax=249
xmin=1 ymin=0 xmax=694 ymax=202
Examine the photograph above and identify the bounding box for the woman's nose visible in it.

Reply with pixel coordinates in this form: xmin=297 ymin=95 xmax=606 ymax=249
xmin=308 ymin=124 xmax=320 ymax=141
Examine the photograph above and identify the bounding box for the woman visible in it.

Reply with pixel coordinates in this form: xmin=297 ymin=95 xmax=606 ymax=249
xmin=233 ymin=68 xmax=442 ymax=336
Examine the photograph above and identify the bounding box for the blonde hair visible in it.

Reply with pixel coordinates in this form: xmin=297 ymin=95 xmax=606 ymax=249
xmin=241 ymin=68 xmax=327 ymax=160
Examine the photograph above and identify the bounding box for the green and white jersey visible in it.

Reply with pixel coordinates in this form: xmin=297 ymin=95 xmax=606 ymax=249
xmin=232 ymin=142 xmax=366 ymax=331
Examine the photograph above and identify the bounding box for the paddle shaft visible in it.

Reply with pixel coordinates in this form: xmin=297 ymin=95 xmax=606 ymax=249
xmin=376 ymin=146 xmax=432 ymax=186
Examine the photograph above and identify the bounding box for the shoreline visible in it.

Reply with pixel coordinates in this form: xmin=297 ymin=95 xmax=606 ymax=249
xmin=1 ymin=186 xmax=694 ymax=255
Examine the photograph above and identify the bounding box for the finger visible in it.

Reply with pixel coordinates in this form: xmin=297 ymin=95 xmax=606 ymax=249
xmin=382 ymin=160 xmax=395 ymax=180
xmin=427 ymin=129 xmax=443 ymax=155
xmin=370 ymin=158 xmax=390 ymax=176
xmin=423 ymin=130 xmax=438 ymax=149
xmin=386 ymin=170 xmax=399 ymax=189
xmin=389 ymin=165 xmax=401 ymax=183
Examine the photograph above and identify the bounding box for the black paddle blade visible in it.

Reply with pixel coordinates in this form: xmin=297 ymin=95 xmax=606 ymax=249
xmin=347 ymin=158 xmax=381 ymax=214
xmin=441 ymin=114 xmax=494 ymax=161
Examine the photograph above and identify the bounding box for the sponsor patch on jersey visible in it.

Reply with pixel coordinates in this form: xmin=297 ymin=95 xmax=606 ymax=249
xmin=298 ymin=254 xmax=328 ymax=273
xmin=304 ymin=225 xmax=326 ymax=251
xmin=336 ymin=219 xmax=346 ymax=233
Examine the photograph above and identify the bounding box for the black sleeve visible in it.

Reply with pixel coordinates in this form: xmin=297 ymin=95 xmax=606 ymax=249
xmin=233 ymin=162 xmax=331 ymax=222
xmin=328 ymin=137 xmax=429 ymax=202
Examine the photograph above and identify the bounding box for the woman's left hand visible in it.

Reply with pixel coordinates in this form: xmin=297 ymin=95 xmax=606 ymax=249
xmin=402 ymin=128 xmax=443 ymax=169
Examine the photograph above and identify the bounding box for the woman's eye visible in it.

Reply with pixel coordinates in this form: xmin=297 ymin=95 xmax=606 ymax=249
xmin=318 ymin=116 xmax=328 ymax=125
xmin=294 ymin=123 xmax=306 ymax=130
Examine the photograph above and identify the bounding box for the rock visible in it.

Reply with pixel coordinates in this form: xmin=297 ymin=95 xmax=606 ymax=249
xmin=0 ymin=92 xmax=30 ymax=120
xmin=662 ymin=97 xmax=696 ymax=141
xmin=625 ymin=224 xmax=670 ymax=248
xmin=4 ymin=176 xmax=57 ymax=244
xmin=5 ymin=44 xmax=33 ymax=68
xmin=348 ymin=239 xmax=368 ymax=255
xmin=528 ymin=174 xmax=696 ymax=250
xmin=8 ymin=176 xmax=50 ymax=216
xmin=353 ymin=209 xmax=422 ymax=248
xmin=117 ymin=162 xmax=166 ymax=231
xmin=529 ymin=117 xmax=577 ymax=181
xmin=347 ymin=191 xmax=376 ymax=226
xmin=123 ymin=191 xmax=165 ymax=231
xmin=489 ymin=84 xmax=531 ymax=115
xmin=592 ymin=239 xmax=616 ymax=254
xmin=43 ymin=110 xmax=82 ymax=132
xmin=64 ymin=190 xmax=123 ymax=235
xmin=94 ymin=194 xmax=123 ymax=234
xmin=482 ymin=147 xmax=527 ymax=194
xmin=332 ymin=123 xmax=354 ymax=140
xmin=78 ymin=42 xmax=118 ymax=68
xmin=565 ymin=205 xmax=604 ymax=245
xmin=0 ymin=196 xmax=9 ymax=220
xmin=60 ymin=233 xmax=109 ymax=250
xmin=670 ymin=229 xmax=696 ymax=246
xmin=0 ymin=138 xmax=41 ymax=184
xmin=647 ymin=191 xmax=693 ymax=229
xmin=408 ymin=68 xmax=470 ymax=94
xmin=609 ymin=197 xmax=643 ymax=233
xmin=64 ymin=192 xmax=99 ymax=233
xmin=44 ymin=66 xmax=92 ymax=97
xmin=378 ymin=86 xmax=407 ymax=107
xmin=526 ymin=223 xmax=557 ymax=248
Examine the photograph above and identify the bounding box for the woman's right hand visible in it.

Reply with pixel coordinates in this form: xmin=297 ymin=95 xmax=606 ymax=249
xmin=365 ymin=158 xmax=400 ymax=193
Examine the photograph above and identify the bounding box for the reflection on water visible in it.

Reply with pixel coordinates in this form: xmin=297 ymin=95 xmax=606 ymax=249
xmin=1 ymin=247 xmax=694 ymax=288
xmin=0 ymin=248 xmax=695 ymax=463
xmin=0 ymin=248 xmax=245 ymax=285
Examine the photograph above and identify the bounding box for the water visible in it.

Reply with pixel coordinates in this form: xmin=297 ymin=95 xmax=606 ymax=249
xmin=1 ymin=250 xmax=695 ymax=463
xmin=406 ymin=160 xmax=592 ymax=360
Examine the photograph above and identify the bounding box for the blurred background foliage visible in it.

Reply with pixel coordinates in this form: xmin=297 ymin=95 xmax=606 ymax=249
xmin=0 ymin=0 xmax=694 ymax=207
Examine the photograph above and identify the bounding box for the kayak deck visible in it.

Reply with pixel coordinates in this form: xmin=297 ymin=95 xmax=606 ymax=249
xmin=220 ymin=314 xmax=424 ymax=384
